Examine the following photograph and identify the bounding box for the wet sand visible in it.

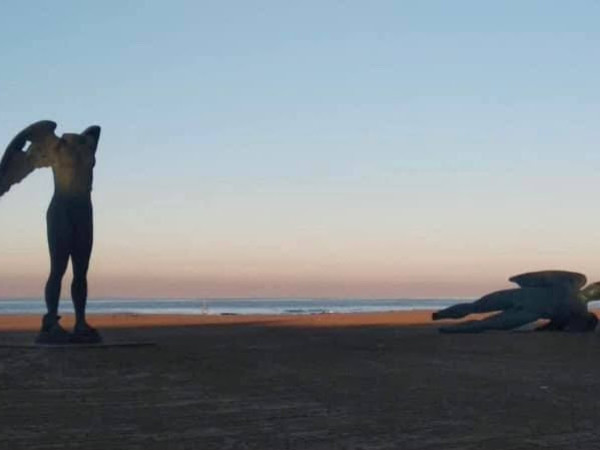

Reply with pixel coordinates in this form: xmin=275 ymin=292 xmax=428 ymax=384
xmin=1 ymin=311 xmax=600 ymax=449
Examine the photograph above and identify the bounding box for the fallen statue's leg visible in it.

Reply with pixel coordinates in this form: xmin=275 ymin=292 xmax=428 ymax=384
xmin=439 ymin=310 xmax=540 ymax=333
xmin=433 ymin=289 xmax=516 ymax=320
xmin=433 ymin=302 xmax=477 ymax=320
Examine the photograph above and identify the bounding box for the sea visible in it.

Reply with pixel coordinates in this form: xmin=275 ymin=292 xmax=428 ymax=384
xmin=0 ymin=298 xmax=464 ymax=316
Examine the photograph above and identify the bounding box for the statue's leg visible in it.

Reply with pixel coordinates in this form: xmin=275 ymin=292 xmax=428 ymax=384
xmin=70 ymin=202 xmax=93 ymax=329
xmin=44 ymin=200 xmax=71 ymax=325
xmin=433 ymin=290 xmax=516 ymax=320
xmin=439 ymin=310 xmax=539 ymax=333
xmin=433 ymin=302 xmax=478 ymax=320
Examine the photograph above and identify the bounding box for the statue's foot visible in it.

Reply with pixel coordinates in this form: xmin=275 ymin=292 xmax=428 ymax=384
xmin=35 ymin=316 xmax=71 ymax=344
xmin=70 ymin=323 xmax=102 ymax=344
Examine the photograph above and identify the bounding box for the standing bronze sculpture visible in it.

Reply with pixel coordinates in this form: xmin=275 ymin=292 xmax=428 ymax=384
xmin=0 ymin=121 xmax=102 ymax=343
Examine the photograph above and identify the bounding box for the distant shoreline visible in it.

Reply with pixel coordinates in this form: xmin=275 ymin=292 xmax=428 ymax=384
xmin=0 ymin=298 xmax=463 ymax=317
xmin=0 ymin=311 xmax=437 ymax=332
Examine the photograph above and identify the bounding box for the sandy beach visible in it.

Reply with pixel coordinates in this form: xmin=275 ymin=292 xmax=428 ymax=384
xmin=1 ymin=311 xmax=600 ymax=449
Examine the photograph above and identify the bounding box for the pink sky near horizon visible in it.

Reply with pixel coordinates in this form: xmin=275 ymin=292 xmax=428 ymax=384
xmin=2 ymin=170 xmax=600 ymax=300
xmin=3 ymin=212 xmax=599 ymax=300
xmin=2 ymin=166 xmax=600 ymax=300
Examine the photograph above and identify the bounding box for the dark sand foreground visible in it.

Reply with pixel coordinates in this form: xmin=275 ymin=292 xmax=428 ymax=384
xmin=1 ymin=312 xmax=600 ymax=449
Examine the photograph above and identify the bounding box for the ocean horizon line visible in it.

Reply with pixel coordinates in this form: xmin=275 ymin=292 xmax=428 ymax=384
xmin=0 ymin=297 xmax=598 ymax=316
xmin=0 ymin=296 xmax=475 ymax=302
xmin=0 ymin=298 xmax=468 ymax=316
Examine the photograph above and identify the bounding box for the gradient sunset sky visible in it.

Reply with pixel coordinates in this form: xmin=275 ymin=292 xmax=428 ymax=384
xmin=1 ymin=1 xmax=600 ymax=299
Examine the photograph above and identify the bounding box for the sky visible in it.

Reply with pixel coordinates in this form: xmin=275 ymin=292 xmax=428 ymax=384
xmin=1 ymin=1 xmax=600 ymax=299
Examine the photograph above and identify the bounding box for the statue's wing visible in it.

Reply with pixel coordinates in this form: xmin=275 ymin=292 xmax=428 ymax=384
xmin=0 ymin=121 xmax=58 ymax=197
xmin=509 ymin=270 xmax=587 ymax=290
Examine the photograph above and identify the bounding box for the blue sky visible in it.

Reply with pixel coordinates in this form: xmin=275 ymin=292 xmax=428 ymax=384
xmin=1 ymin=1 xmax=600 ymax=298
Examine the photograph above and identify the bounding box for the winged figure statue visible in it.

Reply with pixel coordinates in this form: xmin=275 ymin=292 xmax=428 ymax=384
xmin=1 ymin=121 xmax=102 ymax=344
xmin=432 ymin=270 xmax=600 ymax=333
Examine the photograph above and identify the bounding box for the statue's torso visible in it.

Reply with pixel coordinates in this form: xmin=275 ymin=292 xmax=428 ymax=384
xmin=51 ymin=134 xmax=95 ymax=197
xmin=514 ymin=286 xmax=586 ymax=319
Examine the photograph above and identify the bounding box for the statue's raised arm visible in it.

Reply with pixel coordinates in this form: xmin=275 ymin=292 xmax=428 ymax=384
xmin=81 ymin=126 xmax=101 ymax=154
xmin=0 ymin=120 xmax=59 ymax=197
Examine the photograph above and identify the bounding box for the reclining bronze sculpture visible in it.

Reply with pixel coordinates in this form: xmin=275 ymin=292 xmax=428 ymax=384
xmin=433 ymin=270 xmax=600 ymax=333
